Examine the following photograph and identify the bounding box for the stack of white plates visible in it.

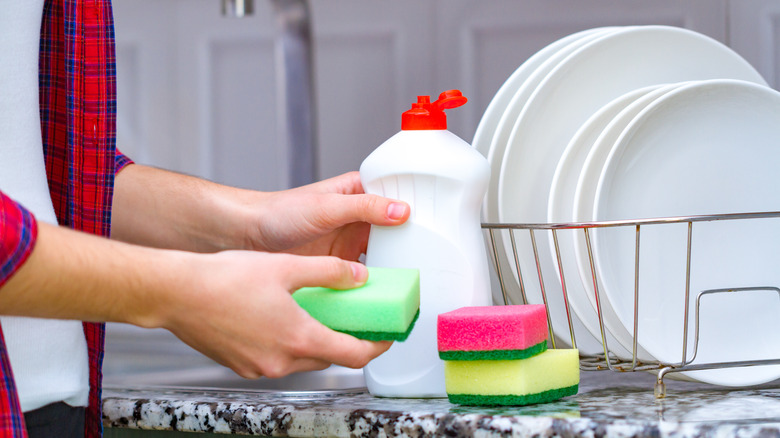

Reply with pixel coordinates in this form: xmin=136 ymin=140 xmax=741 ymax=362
xmin=475 ymin=25 xmax=780 ymax=386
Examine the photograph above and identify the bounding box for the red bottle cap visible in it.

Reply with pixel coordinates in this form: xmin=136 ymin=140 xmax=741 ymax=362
xmin=401 ymin=90 xmax=468 ymax=130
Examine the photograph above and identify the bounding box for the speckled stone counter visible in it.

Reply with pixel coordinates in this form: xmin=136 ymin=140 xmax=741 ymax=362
xmin=102 ymin=371 xmax=780 ymax=437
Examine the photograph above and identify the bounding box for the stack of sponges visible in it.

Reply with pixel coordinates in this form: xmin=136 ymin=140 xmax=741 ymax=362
xmin=293 ymin=267 xmax=420 ymax=341
xmin=437 ymin=304 xmax=579 ymax=406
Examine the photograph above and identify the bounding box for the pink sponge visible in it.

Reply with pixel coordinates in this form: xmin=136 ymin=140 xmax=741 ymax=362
xmin=437 ymin=305 xmax=549 ymax=360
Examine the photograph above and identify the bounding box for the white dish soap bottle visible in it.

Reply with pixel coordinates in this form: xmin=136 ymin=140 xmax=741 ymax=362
xmin=360 ymin=90 xmax=492 ymax=397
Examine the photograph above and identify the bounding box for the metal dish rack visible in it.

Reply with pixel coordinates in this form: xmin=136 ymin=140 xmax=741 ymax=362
xmin=482 ymin=211 xmax=780 ymax=398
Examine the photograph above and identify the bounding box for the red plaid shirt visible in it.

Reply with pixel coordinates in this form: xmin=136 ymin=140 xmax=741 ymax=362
xmin=0 ymin=0 xmax=131 ymax=436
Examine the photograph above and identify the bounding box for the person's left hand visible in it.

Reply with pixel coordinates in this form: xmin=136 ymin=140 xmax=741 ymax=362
xmin=246 ymin=171 xmax=410 ymax=261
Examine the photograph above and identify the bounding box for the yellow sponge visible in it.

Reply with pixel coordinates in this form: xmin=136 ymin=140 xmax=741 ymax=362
xmin=444 ymin=349 xmax=579 ymax=406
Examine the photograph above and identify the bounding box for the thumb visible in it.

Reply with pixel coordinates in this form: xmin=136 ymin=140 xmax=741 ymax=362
xmin=321 ymin=193 xmax=410 ymax=228
xmin=283 ymin=255 xmax=368 ymax=293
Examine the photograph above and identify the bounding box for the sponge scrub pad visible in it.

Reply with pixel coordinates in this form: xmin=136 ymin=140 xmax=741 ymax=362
xmin=437 ymin=304 xmax=549 ymax=360
xmin=444 ymin=349 xmax=580 ymax=406
xmin=292 ymin=266 xmax=420 ymax=341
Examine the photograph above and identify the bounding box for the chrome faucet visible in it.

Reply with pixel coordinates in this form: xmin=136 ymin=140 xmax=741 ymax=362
xmin=221 ymin=0 xmax=254 ymax=18
xmin=221 ymin=0 xmax=318 ymax=188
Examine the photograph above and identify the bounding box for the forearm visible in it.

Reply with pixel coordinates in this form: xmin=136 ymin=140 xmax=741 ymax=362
xmin=111 ymin=164 xmax=263 ymax=252
xmin=0 ymin=221 xmax=190 ymax=328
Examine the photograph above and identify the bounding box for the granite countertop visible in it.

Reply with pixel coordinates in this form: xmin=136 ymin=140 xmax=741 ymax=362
xmin=102 ymin=370 xmax=780 ymax=437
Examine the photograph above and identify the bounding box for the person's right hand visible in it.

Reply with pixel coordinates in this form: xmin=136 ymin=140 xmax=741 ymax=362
xmin=159 ymin=250 xmax=391 ymax=379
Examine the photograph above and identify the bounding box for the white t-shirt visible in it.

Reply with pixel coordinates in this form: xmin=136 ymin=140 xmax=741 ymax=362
xmin=0 ymin=0 xmax=89 ymax=412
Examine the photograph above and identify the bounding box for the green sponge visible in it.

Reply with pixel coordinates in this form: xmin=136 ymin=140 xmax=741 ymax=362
xmin=292 ymin=267 xmax=420 ymax=341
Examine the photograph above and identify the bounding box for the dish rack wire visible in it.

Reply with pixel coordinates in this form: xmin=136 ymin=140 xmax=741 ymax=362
xmin=482 ymin=211 xmax=780 ymax=398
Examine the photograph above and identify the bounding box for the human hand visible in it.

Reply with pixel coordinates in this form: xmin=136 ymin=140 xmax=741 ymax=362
xmin=160 ymin=250 xmax=391 ymax=379
xmin=246 ymin=171 xmax=410 ymax=261
xmin=112 ymin=166 xmax=409 ymax=257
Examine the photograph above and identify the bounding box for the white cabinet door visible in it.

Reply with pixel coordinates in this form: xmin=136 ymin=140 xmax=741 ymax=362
xmin=113 ymin=0 xmax=178 ymax=171
xmin=115 ymin=0 xmax=283 ymax=191
xmin=173 ymin=0 xmax=281 ymax=190
xmin=310 ymin=1 xmax=436 ymax=180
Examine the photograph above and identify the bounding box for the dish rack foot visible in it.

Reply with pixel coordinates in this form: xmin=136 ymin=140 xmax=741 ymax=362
xmin=654 ymin=369 xmax=670 ymax=399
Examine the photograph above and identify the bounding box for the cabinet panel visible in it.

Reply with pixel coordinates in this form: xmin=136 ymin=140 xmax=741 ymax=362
xmin=173 ymin=0 xmax=281 ymax=189
xmin=311 ymin=1 xmax=436 ymax=180
xmin=113 ymin=0 xmax=178 ymax=169
xmin=730 ymin=0 xmax=780 ymax=89
xmin=115 ymin=0 xmax=282 ymax=190
xmin=206 ymin=38 xmax=279 ymax=190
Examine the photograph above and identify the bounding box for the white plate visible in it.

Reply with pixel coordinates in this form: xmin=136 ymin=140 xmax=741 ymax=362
xmin=547 ymin=84 xmax=667 ymax=359
xmin=476 ymin=27 xmax=615 ymax=307
xmin=497 ymin=25 xmax=766 ymax=354
xmin=485 ymin=28 xmax=618 ymax=353
xmin=484 ymin=27 xmax=619 ymax=221
xmin=481 ymin=28 xmax=617 ymax=326
xmin=591 ymin=79 xmax=780 ymax=386
xmin=472 ymin=27 xmax=609 ymax=158
xmin=570 ymin=83 xmax=684 ymax=361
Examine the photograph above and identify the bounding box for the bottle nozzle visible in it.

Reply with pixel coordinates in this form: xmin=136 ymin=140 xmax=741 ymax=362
xmin=401 ymin=90 xmax=467 ymax=130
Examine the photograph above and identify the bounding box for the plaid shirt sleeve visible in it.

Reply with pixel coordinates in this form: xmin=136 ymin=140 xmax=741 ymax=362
xmin=116 ymin=150 xmax=133 ymax=173
xmin=0 ymin=194 xmax=36 ymax=435
xmin=0 ymin=192 xmax=38 ymax=290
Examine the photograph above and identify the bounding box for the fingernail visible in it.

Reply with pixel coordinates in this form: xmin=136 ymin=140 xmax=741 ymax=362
xmin=351 ymin=263 xmax=368 ymax=282
xmin=387 ymin=202 xmax=406 ymax=220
